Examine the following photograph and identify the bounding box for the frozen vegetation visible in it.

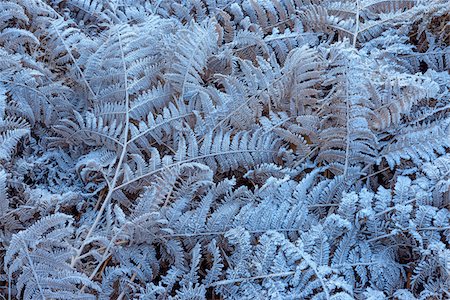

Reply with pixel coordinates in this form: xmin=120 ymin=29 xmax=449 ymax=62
xmin=0 ymin=0 xmax=449 ymax=299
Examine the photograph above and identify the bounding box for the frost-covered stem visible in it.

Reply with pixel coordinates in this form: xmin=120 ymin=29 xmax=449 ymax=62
xmin=366 ymin=230 xmax=399 ymax=243
xmin=71 ymin=29 xmax=130 ymax=268
xmin=353 ymin=0 xmax=360 ymax=47
xmin=337 ymin=262 xmax=377 ymax=267
xmin=117 ymin=264 xmax=141 ymax=300
xmin=129 ymin=112 xmax=193 ymax=142
xmin=359 ymin=167 xmax=390 ymax=182
xmin=210 ymin=262 xmax=329 ymax=299
xmin=293 ymin=145 xmax=319 ymax=168
xmin=303 ymin=255 xmax=331 ymax=300
xmin=113 ymin=149 xmax=277 ymax=190
xmin=79 ymin=230 xmax=123 ymax=292
xmin=418 ymin=226 xmax=450 ymax=231
xmin=343 ymin=68 xmax=351 ymax=177
xmin=308 ymin=203 xmax=339 ymax=208
xmin=22 ymin=240 xmax=45 ymax=300
xmin=84 ymin=226 xmax=126 ymax=285
xmin=374 ymin=185 xmax=439 ymax=217
xmin=375 ymin=200 xmax=412 ymax=217
xmin=160 ymin=225 xmax=344 ymax=238
xmin=161 ymin=228 xmax=305 ymax=238
xmin=211 ymin=271 xmax=295 ymax=286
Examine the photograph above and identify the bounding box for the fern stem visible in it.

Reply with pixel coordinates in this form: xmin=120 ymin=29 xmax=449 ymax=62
xmin=71 ymin=28 xmax=131 ymax=268
xmin=293 ymin=145 xmax=319 ymax=168
xmin=117 ymin=264 xmax=141 ymax=300
xmin=399 ymin=50 xmax=450 ymax=57
xmin=374 ymin=196 xmax=420 ymax=217
xmin=128 ymin=112 xmax=193 ymax=143
xmin=210 ymin=271 xmax=295 ymax=286
xmin=21 ymin=240 xmax=46 ymax=300
xmin=213 ymin=255 xmax=331 ymax=299
xmin=358 ymin=166 xmax=390 ymax=182
xmin=160 ymin=226 xmax=336 ymax=238
xmin=308 ymin=203 xmax=339 ymax=208
xmin=366 ymin=230 xmax=400 ymax=243
xmin=86 ymin=227 xmax=127 ymax=282
xmin=113 ymin=149 xmax=278 ymax=191
xmin=343 ymin=67 xmax=351 ymax=177
xmin=418 ymin=226 xmax=450 ymax=231
xmin=353 ymin=0 xmax=360 ymax=47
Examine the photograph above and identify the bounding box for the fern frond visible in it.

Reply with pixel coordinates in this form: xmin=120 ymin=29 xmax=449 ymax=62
xmin=0 ymin=2 xmax=29 ymax=29
xmin=65 ymin=0 xmax=109 ymax=25
xmin=0 ymin=120 xmax=29 ymax=160
xmin=380 ymin=119 xmax=450 ymax=168
xmin=165 ymin=20 xmax=218 ymax=99
xmin=129 ymin=101 xmax=192 ymax=148
xmin=301 ymin=5 xmax=355 ymax=41
xmin=52 ymin=111 xmax=124 ymax=150
xmin=116 ymin=129 xmax=283 ymax=192
xmin=0 ymin=28 xmax=39 ymax=51
xmin=363 ymin=0 xmax=416 ymax=13
xmin=129 ymin=83 xmax=173 ymax=120
xmin=4 ymin=213 xmax=101 ymax=300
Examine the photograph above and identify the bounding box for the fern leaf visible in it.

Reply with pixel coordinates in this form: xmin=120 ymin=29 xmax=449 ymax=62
xmin=0 ymin=125 xmax=29 ymax=160
xmin=165 ymin=20 xmax=218 ymax=99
